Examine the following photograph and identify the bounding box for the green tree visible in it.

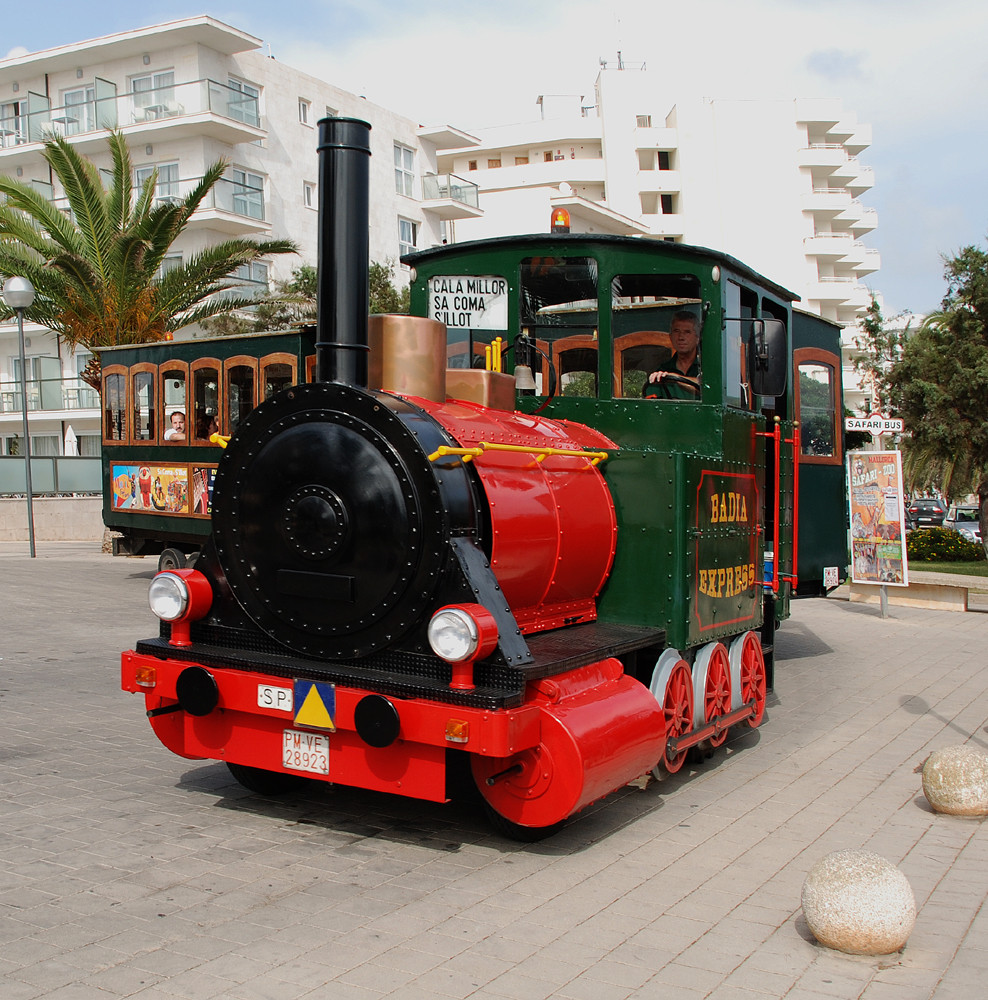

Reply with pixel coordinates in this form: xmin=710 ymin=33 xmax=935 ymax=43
xmin=852 ymin=294 xmax=912 ymax=415
xmin=888 ymin=243 xmax=988 ymax=546
xmin=202 ymin=260 xmax=408 ymax=337
xmin=0 ymin=130 xmax=297 ymax=387
xmin=369 ymin=259 xmax=410 ymax=315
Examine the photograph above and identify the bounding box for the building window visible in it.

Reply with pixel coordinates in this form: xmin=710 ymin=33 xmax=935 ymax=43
xmin=658 ymin=151 xmax=672 ymax=170
xmin=636 ymin=114 xmax=652 ymax=128
xmin=303 ymin=182 xmax=315 ymax=208
xmin=131 ymin=72 xmax=176 ymax=118
xmin=398 ymin=217 xmax=417 ymax=257
xmin=468 ymin=160 xmax=477 ymax=171
xmin=156 ymin=254 xmax=183 ymax=280
xmin=514 ymin=156 xmax=529 ymax=166
xmin=135 ymin=162 xmax=180 ymax=205
xmin=487 ymin=158 xmax=501 ymax=169
xmin=61 ymin=86 xmax=95 ymax=134
xmin=660 ymin=193 xmax=675 ymax=215
xmin=230 ymin=169 xmax=264 ymax=219
xmin=298 ymin=98 xmax=310 ymax=125
xmin=544 ymin=151 xmax=553 ymax=162
xmin=227 ymin=78 xmax=260 ymax=127
xmin=325 ymin=105 xmax=338 ymax=118
xmin=394 ymin=144 xmax=415 ymax=197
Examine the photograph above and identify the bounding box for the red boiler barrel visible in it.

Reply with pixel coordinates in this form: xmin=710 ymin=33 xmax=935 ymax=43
xmin=418 ymin=398 xmax=617 ymax=633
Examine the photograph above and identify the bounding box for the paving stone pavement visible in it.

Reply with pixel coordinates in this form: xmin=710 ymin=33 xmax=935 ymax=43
xmin=2 ymin=541 xmax=987 ymax=1000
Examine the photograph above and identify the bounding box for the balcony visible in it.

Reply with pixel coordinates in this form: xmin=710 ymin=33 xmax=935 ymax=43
xmin=636 ymin=169 xmax=681 ymax=194
xmin=0 ymin=377 xmax=99 ymax=417
xmin=802 ymin=187 xmax=852 ymax=216
xmin=50 ymin=173 xmax=269 ymax=235
xmin=847 ymin=165 xmax=875 ymax=197
xmin=632 ymin=126 xmax=678 ymax=150
xmin=803 ymin=232 xmax=855 ymax=258
xmin=797 ymin=145 xmax=847 ymax=170
xmin=0 ymin=78 xmax=265 ymax=163
xmin=839 ymin=202 xmax=878 ymax=236
xmin=421 ymin=173 xmax=483 ymax=221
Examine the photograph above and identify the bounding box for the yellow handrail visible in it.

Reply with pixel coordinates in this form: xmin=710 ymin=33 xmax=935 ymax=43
xmin=428 ymin=440 xmax=610 ymax=466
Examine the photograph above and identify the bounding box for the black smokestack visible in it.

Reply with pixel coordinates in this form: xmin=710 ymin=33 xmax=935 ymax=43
xmin=315 ymin=117 xmax=372 ymax=386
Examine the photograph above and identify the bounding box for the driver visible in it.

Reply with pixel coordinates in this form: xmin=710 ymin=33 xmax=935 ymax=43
xmin=643 ymin=311 xmax=701 ymax=400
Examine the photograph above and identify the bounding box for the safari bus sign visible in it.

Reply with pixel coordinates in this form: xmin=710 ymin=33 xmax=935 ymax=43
xmin=844 ymin=414 xmax=904 ymax=435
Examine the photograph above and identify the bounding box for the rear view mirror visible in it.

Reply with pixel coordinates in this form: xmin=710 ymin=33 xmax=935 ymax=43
xmin=747 ymin=319 xmax=787 ymax=398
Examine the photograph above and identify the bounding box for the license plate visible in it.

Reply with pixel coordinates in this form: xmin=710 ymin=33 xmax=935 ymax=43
xmin=258 ymin=684 xmax=293 ymax=712
xmin=282 ymin=729 xmax=329 ymax=774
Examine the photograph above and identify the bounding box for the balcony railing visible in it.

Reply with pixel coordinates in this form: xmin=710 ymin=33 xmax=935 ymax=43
xmin=50 ymin=174 xmax=266 ymax=224
xmin=0 ymin=78 xmax=262 ymax=150
xmin=0 ymin=377 xmax=99 ymax=414
xmin=422 ymin=173 xmax=480 ymax=209
xmin=0 ymin=456 xmax=101 ymax=495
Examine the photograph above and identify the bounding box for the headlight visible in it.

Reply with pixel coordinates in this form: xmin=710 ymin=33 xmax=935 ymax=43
xmin=958 ymin=526 xmax=978 ymax=541
xmin=149 ymin=572 xmax=190 ymax=621
xmin=428 ymin=607 xmax=480 ymax=662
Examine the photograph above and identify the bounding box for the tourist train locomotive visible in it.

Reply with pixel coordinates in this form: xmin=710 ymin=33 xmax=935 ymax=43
xmin=120 ymin=118 xmax=846 ymax=838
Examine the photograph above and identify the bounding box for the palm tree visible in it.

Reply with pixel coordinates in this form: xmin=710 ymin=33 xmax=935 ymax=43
xmin=0 ymin=129 xmax=297 ymax=389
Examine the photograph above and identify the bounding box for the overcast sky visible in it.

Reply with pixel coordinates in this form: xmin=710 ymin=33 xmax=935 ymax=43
xmin=4 ymin=0 xmax=988 ymax=317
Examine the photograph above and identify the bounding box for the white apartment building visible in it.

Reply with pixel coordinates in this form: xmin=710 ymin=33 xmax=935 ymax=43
xmin=0 ymin=15 xmax=482 ymax=465
xmin=438 ymin=64 xmax=879 ymax=331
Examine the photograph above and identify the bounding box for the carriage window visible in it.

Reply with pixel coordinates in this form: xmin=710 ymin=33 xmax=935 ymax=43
xmin=162 ymin=368 xmax=187 ymax=442
xmin=104 ymin=372 xmax=126 ymax=441
xmin=263 ymin=362 xmax=293 ymax=399
xmin=520 ymin=257 xmax=598 ymax=395
xmin=227 ymin=364 xmax=255 ymax=433
xmin=798 ymin=362 xmax=836 ymax=457
xmin=193 ymin=367 xmax=219 ymax=442
xmin=132 ymin=371 xmax=155 ymax=440
xmin=611 ymin=273 xmax=702 ymax=399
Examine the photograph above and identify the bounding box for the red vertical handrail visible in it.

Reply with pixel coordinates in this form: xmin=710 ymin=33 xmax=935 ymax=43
xmin=757 ymin=417 xmax=783 ymax=595
xmin=784 ymin=422 xmax=800 ymax=590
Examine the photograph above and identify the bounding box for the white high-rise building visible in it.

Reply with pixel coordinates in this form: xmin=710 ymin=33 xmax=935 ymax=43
xmin=438 ymin=64 xmax=878 ymax=329
xmin=0 ymin=15 xmax=482 ymax=461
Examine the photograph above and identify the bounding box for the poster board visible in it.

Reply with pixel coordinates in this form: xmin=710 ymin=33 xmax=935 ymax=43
xmin=847 ymin=450 xmax=909 ymax=586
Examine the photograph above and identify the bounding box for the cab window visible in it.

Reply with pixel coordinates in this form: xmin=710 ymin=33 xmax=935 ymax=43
xmin=794 ymin=347 xmax=843 ymax=465
xmin=103 ymin=368 xmax=127 ymax=442
xmin=519 ymin=256 xmax=598 ymax=396
xmin=611 ymin=273 xmax=701 ymax=399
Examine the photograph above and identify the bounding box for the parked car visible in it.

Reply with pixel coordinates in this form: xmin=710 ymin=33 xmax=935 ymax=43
xmin=905 ymin=497 xmax=946 ymax=530
xmin=943 ymin=504 xmax=983 ymax=543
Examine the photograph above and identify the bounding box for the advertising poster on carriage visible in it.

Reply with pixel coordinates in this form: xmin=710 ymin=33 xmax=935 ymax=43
xmin=847 ymin=450 xmax=908 ymax=586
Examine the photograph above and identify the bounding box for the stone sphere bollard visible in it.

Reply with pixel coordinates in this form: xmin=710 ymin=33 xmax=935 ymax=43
xmin=801 ymin=850 xmax=916 ymax=955
xmin=922 ymin=745 xmax=988 ymax=816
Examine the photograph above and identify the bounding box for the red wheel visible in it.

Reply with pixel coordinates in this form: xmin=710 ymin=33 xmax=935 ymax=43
xmin=650 ymin=655 xmax=693 ymax=775
xmin=730 ymin=632 xmax=767 ymax=728
xmin=693 ymin=642 xmax=732 ymax=748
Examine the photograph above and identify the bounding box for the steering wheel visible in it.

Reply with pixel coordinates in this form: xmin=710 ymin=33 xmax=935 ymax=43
xmin=642 ymin=372 xmax=701 ymax=398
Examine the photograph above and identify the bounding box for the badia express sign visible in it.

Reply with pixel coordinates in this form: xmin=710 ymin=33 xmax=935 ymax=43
xmin=694 ymin=470 xmax=760 ymax=633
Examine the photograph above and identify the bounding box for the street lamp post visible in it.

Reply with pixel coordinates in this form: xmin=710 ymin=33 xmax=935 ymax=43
xmin=2 ymin=276 xmax=38 ymax=557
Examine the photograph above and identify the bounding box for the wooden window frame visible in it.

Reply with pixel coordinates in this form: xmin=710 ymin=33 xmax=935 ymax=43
xmin=794 ymin=346 xmax=843 ymax=466
xmin=159 ymin=360 xmax=190 ymax=446
xmin=190 ymin=358 xmax=222 ymax=445
xmin=260 ymin=352 xmax=298 ymax=400
xmin=130 ymin=362 xmax=158 ymax=444
xmin=223 ymin=355 xmax=259 ymax=435
xmin=101 ymin=364 xmax=129 ymax=445
xmin=612 ymin=330 xmax=673 ymax=397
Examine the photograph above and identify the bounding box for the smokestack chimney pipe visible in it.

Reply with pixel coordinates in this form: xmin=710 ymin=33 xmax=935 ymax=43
xmin=315 ymin=117 xmax=372 ymax=386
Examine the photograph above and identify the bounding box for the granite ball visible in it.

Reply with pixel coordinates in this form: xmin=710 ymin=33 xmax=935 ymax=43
xmin=922 ymin=745 xmax=988 ymax=816
xmin=801 ymin=849 xmax=915 ymax=955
